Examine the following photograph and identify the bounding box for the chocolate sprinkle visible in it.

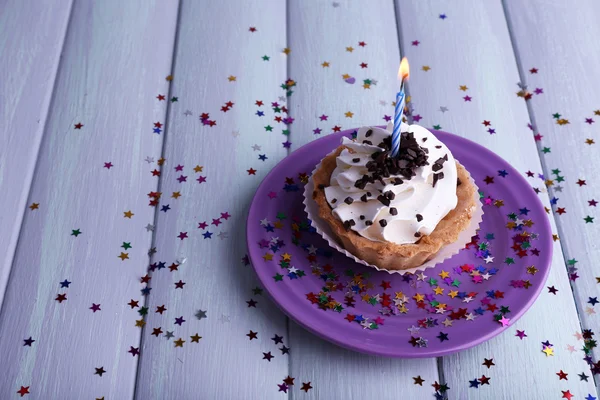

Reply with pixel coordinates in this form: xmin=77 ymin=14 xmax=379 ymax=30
xmin=393 ymin=178 xmax=404 ymax=185
xmin=352 ymin=158 xmax=360 ymax=163
xmin=389 ymin=207 xmax=398 ymax=216
xmin=354 ymin=178 xmax=367 ymax=190
xmin=365 ymin=131 xmax=429 ymax=181
xmin=432 ymin=155 xmax=447 ymax=172
xmin=344 ymin=197 xmax=354 ymax=205
xmin=435 ymin=145 xmax=442 ymax=149
xmin=384 ymin=190 xmax=395 ymax=200
xmin=379 ymin=219 xmax=387 ymax=227
xmin=365 ymin=220 xmax=373 ymax=226
xmin=457 ymin=178 xmax=462 ymax=186
xmin=432 ymin=172 xmax=444 ymax=187
xmin=331 ymin=198 xmax=337 ymax=204
xmin=359 ymin=215 xmax=365 ymax=220
xmin=416 ymin=214 xmax=423 ymax=222
xmin=365 ymin=129 xmax=373 ymax=137
xmin=360 ymin=194 xmax=368 ymax=202
xmin=414 ymin=232 xmax=421 ymax=238
xmin=377 ymin=195 xmax=390 ymax=206
xmin=343 ymin=219 xmax=356 ymax=231
xmin=362 ymin=140 xmax=372 ymax=145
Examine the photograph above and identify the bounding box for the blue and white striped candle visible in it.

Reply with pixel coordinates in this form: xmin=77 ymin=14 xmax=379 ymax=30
xmin=391 ymin=58 xmax=410 ymax=158
xmin=391 ymin=89 xmax=405 ymax=158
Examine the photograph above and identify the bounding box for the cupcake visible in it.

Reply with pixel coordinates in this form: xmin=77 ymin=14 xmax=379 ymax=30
xmin=309 ymin=122 xmax=479 ymax=271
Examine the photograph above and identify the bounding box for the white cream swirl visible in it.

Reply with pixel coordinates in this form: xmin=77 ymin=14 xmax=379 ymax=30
xmin=324 ymin=122 xmax=458 ymax=245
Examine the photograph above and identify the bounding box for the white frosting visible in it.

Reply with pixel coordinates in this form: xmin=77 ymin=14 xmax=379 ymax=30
xmin=324 ymin=122 xmax=458 ymax=245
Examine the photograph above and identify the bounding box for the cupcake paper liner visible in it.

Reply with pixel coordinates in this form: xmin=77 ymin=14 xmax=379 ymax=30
xmin=303 ymin=147 xmax=484 ymax=275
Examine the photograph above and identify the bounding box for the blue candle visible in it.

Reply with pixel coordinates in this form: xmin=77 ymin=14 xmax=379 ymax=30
xmin=391 ymin=58 xmax=409 ymax=158
xmin=391 ymin=88 xmax=405 ymax=158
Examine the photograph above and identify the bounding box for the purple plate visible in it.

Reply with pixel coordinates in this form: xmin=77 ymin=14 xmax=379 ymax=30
xmin=247 ymin=129 xmax=551 ymax=358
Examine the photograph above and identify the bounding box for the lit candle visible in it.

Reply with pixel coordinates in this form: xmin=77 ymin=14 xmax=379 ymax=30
xmin=391 ymin=57 xmax=410 ymax=158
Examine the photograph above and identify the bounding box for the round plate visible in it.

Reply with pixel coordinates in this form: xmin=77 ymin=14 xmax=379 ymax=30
xmin=247 ymin=129 xmax=551 ymax=358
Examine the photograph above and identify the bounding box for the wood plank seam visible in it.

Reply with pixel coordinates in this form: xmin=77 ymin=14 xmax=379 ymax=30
xmin=0 ymin=0 xmax=75 ymax=313
xmin=132 ymin=1 xmax=182 ymax=398
xmin=501 ymin=2 xmax=599 ymax=394
xmin=285 ymin=1 xmax=292 ymax=399
xmin=393 ymin=0 xmax=448 ymax=387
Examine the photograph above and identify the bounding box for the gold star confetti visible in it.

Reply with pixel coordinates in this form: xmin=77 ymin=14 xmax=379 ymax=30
xmin=228 ymin=75 xmax=237 ymax=82
xmin=263 ymin=253 xmax=273 ymax=261
xmin=553 ymin=234 xmax=559 ymax=242
xmin=174 ymin=338 xmax=185 ymax=347
xmin=282 ymin=48 xmax=291 ymax=55
xmin=346 ymin=46 xmax=354 ymax=52
xmin=586 ymin=138 xmax=595 ymax=145
xmin=557 ymin=118 xmax=569 ymax=125
xmin=166 ymin=75 xmax=173 ymax=81
xmin=190 ymin=333 xmax=202 ymax=343
xmin=494 ymin=199 xmax=504 ymax=207
xmin=542 ymin=346 xmax=554 ymax=356
xmin=118 ymin=252 xmax=129 ymax=261
xmin=157 ymin=157 xmax=166 ymax=166
xmin=422 ymin=65 xmax=431 ymax=71
xmin=527 ymin=266 xmax=538 ymax=275
xmin=29 ymin=203 xmax=39 ymax=210
xmin=459 ymin=85 xmax=468 ymax=91
xmin=193 ymin=165 xmax=203 ymax=172
xmin=135 ymin=319 xmax=145 ymax=328
xmin=594 ymin=110 xmax=600 ymax=116
xmin=123 ymin=210 xmax=134 ymax=218
xmin=322 ymin=61 xmax=330 ymax=67
xmin=345 ymin=111 xmax=354 ymax=118
xmin=172 ymin=191 xmax=181 ymax=199
xmin=342 ymin=73 xmax=351 ymax=79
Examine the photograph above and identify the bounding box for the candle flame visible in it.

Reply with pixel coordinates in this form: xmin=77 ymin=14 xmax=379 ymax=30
xmin=398 ymin=57 xmax=410 ymax=82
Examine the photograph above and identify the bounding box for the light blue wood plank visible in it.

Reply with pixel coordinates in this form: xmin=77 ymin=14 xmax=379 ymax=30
xmin=133 ymin=1 xmax=289 ymax=399
xmin=396 ymin=0 xmax=597 ymax=398
xmin=287 ymin=1 xmax=440 ymax=399
xmin=0 ymin=0 xmax=73 ymax=308
xmin=505 ymin=0 xmax=600 ymax=394
xmin=0 ymin=1 xmax=179 ymax=398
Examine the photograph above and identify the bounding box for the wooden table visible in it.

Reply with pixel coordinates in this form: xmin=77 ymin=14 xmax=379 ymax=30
xmin=1 ymin=0 xmax=598 ymax=398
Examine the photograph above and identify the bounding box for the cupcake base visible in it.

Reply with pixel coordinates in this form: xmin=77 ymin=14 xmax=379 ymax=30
xmin=307 ymin=145 xmax=480 ymax=272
